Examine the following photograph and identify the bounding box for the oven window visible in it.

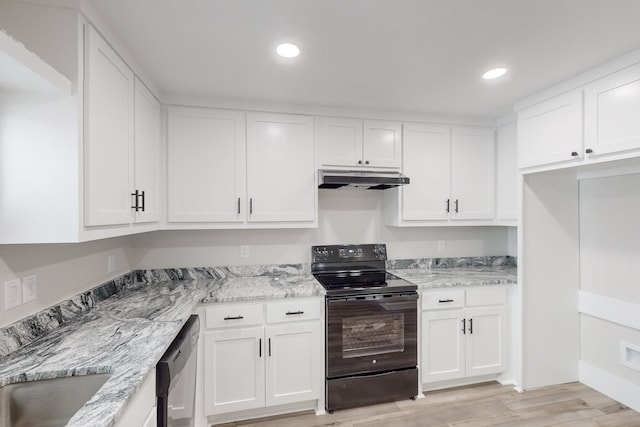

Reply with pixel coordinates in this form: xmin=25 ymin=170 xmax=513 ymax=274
xmin=342 ymin=313 xmax=404 ymax=358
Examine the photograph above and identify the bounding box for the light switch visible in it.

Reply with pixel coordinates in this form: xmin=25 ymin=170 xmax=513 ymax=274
xmin=4 ymin=279 xmax=22 ymax=310
xmin=22 ymin=275 xmax=37 ymax=303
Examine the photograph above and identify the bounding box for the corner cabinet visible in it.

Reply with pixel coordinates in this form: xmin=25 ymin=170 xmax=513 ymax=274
xmin=0 ymin=13 xmax=163 ymax=243
xmin=167 ymin=109 xmax=317 ymax=229
xmin=421 ymin=287 xmax=509 ymax=386
xmin=202 ymin=298 xmax=323 ymax=421
xmin=316 ymin=117 xmax=402 ymax=169
xmin=385 ymin=124 xmax=495 ymax=226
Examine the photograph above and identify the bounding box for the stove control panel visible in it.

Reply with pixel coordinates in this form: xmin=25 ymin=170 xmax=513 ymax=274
xmin=311 ymin=244 xmax=387 ymax=263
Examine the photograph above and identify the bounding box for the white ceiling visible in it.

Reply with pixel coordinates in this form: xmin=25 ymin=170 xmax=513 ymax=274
xmin=88 ymin=0 xmax=640 ymax=120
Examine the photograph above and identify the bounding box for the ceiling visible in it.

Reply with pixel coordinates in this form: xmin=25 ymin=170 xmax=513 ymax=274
xmin=88 ymin=0 xmax=640 ymax=120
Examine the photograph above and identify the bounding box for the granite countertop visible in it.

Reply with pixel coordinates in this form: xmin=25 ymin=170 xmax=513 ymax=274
xmin=0 ymin=259 xmax=514 ymax=427
xmin=0 ymin=266 xmax=324 ymax=427
xmin=389 ymin=266 xmax=517 ymax=290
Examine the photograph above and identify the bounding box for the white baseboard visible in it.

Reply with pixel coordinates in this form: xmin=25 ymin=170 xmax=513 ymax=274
xmin=579 ymin=360 xmax=640 ymax=412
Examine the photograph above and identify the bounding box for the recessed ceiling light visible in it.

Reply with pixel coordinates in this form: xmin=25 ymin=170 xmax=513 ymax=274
xmin=276 ymin=43 xmax=300 ymax=58
xmin=483 ymin=67 xmax=507 ymax=80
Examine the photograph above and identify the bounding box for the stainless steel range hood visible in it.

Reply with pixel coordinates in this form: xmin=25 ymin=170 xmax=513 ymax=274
xmin=318 ymin=170 xmax=410 ymax=190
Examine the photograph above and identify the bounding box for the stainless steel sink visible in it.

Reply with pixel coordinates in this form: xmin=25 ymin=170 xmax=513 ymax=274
xmin=0 ymin=373 xmax=110 ymax=427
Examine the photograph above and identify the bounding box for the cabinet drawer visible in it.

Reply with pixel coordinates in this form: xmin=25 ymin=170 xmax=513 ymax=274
xmin=205 ymin=303 xmax=264 ymax=329
xmin=465 ymin=287 xmax=508 ymax=307
xmin=422 ymin=290 xmax=465 ymax=310
xmin=266 ymin=299 xmax=321 ymax=324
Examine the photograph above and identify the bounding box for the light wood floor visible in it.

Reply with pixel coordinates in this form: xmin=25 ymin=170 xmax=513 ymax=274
xmin=216 ymin=382 xmax=640 ymax=426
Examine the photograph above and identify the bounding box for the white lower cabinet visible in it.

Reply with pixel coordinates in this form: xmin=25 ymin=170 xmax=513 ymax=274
xmin=203 ymin=298 xmax=323 ymax=418
xmin=421 ymin=287 xmax=508 ymax=385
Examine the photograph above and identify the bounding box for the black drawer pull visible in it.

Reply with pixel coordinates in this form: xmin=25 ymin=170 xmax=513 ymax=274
xmin=571 ymin=151 xmax=578 ymax=157
xmin=586 ymin=148 xmax=593 ymax=154
xmin=286 ymin=310 xmax=304 ymax=315
xmin=223 ymin=315 xmax=244 ymax=320
xmin=438 ymin=299 xmax=454 ymax=303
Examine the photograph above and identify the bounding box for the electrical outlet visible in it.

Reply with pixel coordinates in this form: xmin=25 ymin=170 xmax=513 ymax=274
xmin=437 ymin=240 xmax=446 ymax=252
xmin=4 ymin=279 xmax=22 ymax=310
xmin=240 ymin=245 xmax=250 ymax=258
xmin=22 ymin=275 xmax=37 ymax=303
xmin=108 ymin=255 xmax=115 ymax=273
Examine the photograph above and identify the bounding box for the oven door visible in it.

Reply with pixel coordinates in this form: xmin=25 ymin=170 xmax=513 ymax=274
xmin=326 ymin=292 xmax=418 ymax=378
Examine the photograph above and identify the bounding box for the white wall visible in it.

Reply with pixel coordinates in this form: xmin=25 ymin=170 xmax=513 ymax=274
xmin=579 ymin=173 xmax=640 ymax=402
xmin=130 ymin=190 xmax=509 ymax=268
xmin=0 ymin=236 xmax=133 ymax=327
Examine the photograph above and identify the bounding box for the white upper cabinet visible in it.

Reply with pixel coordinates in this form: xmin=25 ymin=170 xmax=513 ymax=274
xmin=84 ymin=25 xmax=134 ymax=226
xmin=167 ymin=110 xmax=316 ymax=228
xmin=517 ymin=90 xmax=583 ymax=169
xmin=317 ymin=117 xmax=401 ymax=169
xmin=496 ymin=121 xmax=518 ymax=224
xmin=246 ymin=112 xmax=316 ymax=223
xmin=362 ymin=120 xmax=402 ymax=168
xmin=167 ymin=107 xmax=246 ymax=223
xmin=451 ymin=127 xmax=495 ymax=220
xmin=584 ymin=62 xmax=640 ymax=156
xmin=386 ymin=124 xmax=495 ymax=226
xmin=133 ymin=78 xmax=162 ymax=224
xmin=401 ymin=123 xmax=451 ymax=221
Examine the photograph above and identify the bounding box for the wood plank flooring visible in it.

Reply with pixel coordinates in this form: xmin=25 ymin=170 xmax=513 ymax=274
xmin=216 ymin=382 xmax=640 ymax=427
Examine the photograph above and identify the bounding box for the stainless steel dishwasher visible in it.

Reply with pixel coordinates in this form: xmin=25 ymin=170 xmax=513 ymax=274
xmin=156 ymin=314 xmax=200 ymax=427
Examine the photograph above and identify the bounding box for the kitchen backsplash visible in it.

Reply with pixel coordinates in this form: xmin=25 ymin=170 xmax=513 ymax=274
xmin=387 ymin=255 xmax=517 ymax=270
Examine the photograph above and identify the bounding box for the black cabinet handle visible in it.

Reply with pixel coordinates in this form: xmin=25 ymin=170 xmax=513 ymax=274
xmin=140 ymin=190 xmax=145 ymax=212
xmin=268 ymin=338 xmax=271 ymax=357
xmin=461 ymin=318 xmax=466 ymax=334
xmin=358 ymin=160 xmax=362 ymax=165
xmin=237 ymin=198 xmax=241 ymax=215
xmin=131 ymin=190 xmax=140 ymax=211
xmin=571 ymin=151 xmax=578 ymax=157
xmin=438 ymin=299 xmax=454 ymax=303
xmin=468 ymin=318 xmax=473 ymax=334
xmin=445 ymin=199 xmax=450 ymax=213
xmin=286 ymin=310 xmax=304 ymax=315
xmin=249 ymin=198 xmax=253 ymax=214
xmin=223 ymin=315 xmax=244 ymax=320
xmin=365 ymin=160 xmax=370 ymax=165
xmin=586 ymin=148 xmax=593 ymax=154
xmin=454 ymin=199 xmax=459 ymax=213
xmin=259 ymin=338 xmax=262 ymax=358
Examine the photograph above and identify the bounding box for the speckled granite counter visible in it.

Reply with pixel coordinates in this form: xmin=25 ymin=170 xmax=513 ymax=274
xmin=388 ymin=256 xmax=517 ymax=290
xmin=0 ymin=265 xmax=324 ymax=427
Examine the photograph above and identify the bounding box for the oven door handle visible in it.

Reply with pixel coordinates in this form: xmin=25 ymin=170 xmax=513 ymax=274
xmin=380 ymin=301 xmax=417 ymax=311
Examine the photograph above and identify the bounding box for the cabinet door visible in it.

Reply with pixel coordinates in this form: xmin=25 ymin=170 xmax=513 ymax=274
xmin=133 ymin=78 xmax=161 ymax=224
xmin=465 ymin=306 xmax=507 ymax=377
xmin=496 ymin=121 xmax=518 ymax=223
xmin=317 ymin=117 xmax=362 ymax=167
xmin=451 ymin=127 xmax=495 ymax=220
xmin=518 ymin=90 xmax=583 ymax=169
xmin=167 ymin=107 xmax=246 ymax=223
xmin=401 ymin=123 xmax=451 ymax=221
xmin=84 ymin=25 xmax=134 ymax=226
xmin=422 ymin=309 xmax=465 ymax=383
xmin=246 ymin=113 xmax=316 ymax=223
xmin=585 ymin=62 xmax=640 ymax=156
xmin=203 ymin=328 xmax=265 ymax=415
xmin=362 ymin=120 xmax=402 ymax=168
xmin=265 ymin=322 xmax=322 ymax=406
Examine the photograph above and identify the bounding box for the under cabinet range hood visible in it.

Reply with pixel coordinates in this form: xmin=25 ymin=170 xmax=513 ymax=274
xmin=318 ymin=170 xmax=410 ymax=190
